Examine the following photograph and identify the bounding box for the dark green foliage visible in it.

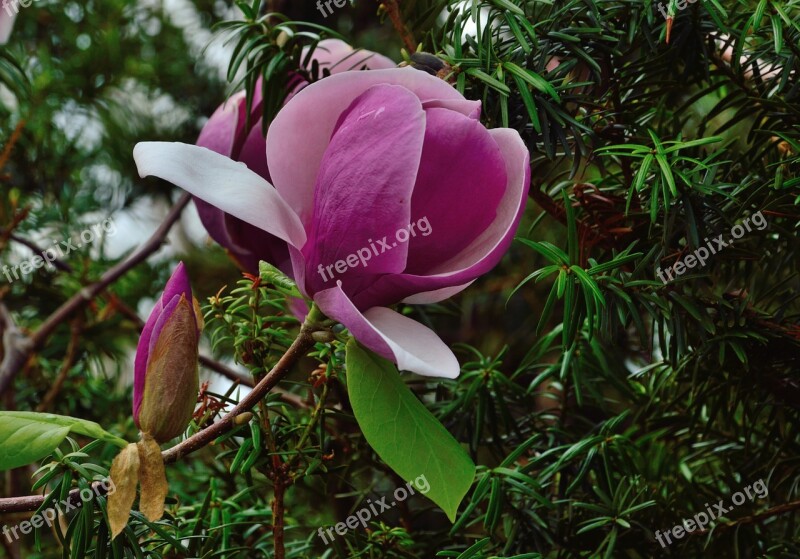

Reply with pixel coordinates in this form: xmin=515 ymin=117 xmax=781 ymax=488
xmin=1 ymin=0 xmax=798 ymax=557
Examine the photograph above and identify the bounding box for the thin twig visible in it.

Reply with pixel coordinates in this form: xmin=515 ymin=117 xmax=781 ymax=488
xmin=0 ymin=313 xmax=324 ymax=514
xmin=0 ymin=119 xmax=26 ymax=173
xmin=381 ymin=0 xmax=416 ymax=53
xmin=0 ymin=193 xmax=192 ymax=396
xmin=691 ymin=499 xmax=800 ymax=536
xmin=35 ymin=317 xmax=83 ymax=412
xmin=0 ymin=229 xmax=72 ymax=272
xmin=162 ymin=315 xmax=321 ymax=466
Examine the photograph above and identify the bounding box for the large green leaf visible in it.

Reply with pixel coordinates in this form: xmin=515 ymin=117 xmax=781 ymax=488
xmin=345 ymin=340 xmax=476 ymax=522
xmin=0 ymin=412 xmax=127 ymax=471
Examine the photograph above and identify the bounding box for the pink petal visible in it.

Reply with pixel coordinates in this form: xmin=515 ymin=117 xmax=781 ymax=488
xmin=266 ymin=68 xmax=471 ymax=226
xmin=133 ymin=297 xmax=161 ymax=424
xmin=133 ymin=263 xmax=193 ymax=423
xmin=401 ymin=281 xmax=475 ymax=304
xmin=133 ymin=142 xmax=306 ymax=249
xmin=305 ymin=39 xmax=396 ymax=72
xmin=404 ymin=107 xmax=507 ymax=274
xmin=350 ymin=127 xmax=529 ymax=309
xmin=314 ymin=284 xmax=460 ymax=378
xmin=421 ymin=98 xmax=481 ymax=119
xmin=302 ymin=84 xmax=426 ymax=297
xmin=0 ymin=9 xmax=17 ymax=44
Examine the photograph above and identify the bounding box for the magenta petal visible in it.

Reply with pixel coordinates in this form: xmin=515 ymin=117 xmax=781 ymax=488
xmin=350 ymin=128 xmax=529 ymax=309
xmin=161 ymin=262 xmax=192 ymax=305
xmin=314 ymin=284 xmax=460 ymax=378
xmin=267 ymin=68 xmax=470 ymax=226
xmin=237 ymin=119 xmax=270 ymax=180
xmin=302 ymin=84 xmax=426 ymax=297
xmin=405 ymin=107 xmax=507 ymax=273
xmin=133 ymin=297 xmax=161 ymax=425
xmin=421 ymin=98 xmax=481 ymax=119
xmin=197 ymin=91 xmax=247 ymax=157
xmin=133 ymin=263 xmax=193 ymax=423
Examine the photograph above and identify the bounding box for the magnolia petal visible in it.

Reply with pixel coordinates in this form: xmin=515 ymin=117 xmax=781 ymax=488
xmin=108 ymin=443 xmax=140 ymax=540
xmin=133 ymin=297 xmax=161 ymax=425
xmin=137 ymin=434 xmax=168 ymax=522
xmin=161 ymin=262 xmax=193 ymax=308
xmin=196 ymin=91 xmax=247 ymax=158
xmin=140 ymin=296 xmax=199 ymax=444
xmin=133 ymin=142 xmax=306 ymax=248
xmin=194 ymin=89 xmax=281 ymax=273
xmin=267 ymin=68 xmax=469 ymax=226
xmin=315 ymin=284 xmax=459 ymax=379
xmin=350 ymin=127 xmax=529 ymax=309
xmin=401 ymin=281 xmax=475 ymax=304
xmin=306 ymin=39 xmax=396 ymax=73
xmin=404 ymin=107 xmax=507 ymax=274
xmin=0 ymin=9 xmax=17 ymax=44
xmin=303 ymin=84 xmax=425 ymax=296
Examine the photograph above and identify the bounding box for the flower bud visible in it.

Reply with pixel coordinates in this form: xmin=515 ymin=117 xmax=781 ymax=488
xmin=133 ymin=262 xmax=202 ymax=443
xmin=405 ymin=52 xmax=451 ymax=78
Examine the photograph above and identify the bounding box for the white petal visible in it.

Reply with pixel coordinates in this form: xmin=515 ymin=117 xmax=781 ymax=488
xmin=314 ymin=284 xmax=460 ymax=378
xmin=133 ymin=142 xmax=306 ymax=248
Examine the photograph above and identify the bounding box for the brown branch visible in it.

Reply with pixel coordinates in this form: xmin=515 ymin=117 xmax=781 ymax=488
xmin=162 ymin=316 xmax=319 ymax=465
xmin=691 ymin=499 xmax=800 ymax=536
xmin=0 ymin=310 xmax=324 ymax=514
xmin=0 ymin=193 xmax=192 ymax=396
xmin=0 ymin=119 xmax=26 ymax=174
xmin=0 ymin=229 xmax=73 ymax=272
xmin=381 ymin=0 xmax=416 ymax=53
xmin=272 ymin=478 xmax=287 ymax=559
xmin=35 ymin=317 xmax=83 ymax=412
xmin=0 ymin=303 xmax=31 ymax=400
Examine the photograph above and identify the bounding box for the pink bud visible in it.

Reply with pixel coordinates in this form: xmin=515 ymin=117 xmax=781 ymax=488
xmin=133 ymin=263 xmax=201 ymax=443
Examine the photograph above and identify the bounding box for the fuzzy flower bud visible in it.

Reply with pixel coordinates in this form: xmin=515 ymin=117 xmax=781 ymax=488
xmin=133 ymin=262 xmax=202 ymax=443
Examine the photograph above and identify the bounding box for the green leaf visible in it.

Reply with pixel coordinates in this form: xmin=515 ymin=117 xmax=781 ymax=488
xmin=0 ymin=412 xmax=127 ymax=471
xmin=345 ymin=340 xmax=476 ymax=522
xmin=504 ymin=62 xmax=561 ymax=102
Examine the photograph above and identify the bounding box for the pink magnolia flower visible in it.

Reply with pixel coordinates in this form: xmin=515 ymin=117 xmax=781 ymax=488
xmin=194 ymin=39 xmax=394 ymax=272
xmin=134 ymin=68 xmax=529 ymax=379
xmin=134 ymin=262 xmax=202 ymax=443
xmin=0 ymin=7 xmax=17 ymax=44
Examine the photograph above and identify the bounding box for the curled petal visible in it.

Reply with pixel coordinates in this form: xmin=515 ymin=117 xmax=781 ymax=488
xmin=267 ymin=68 xmax=471 ymax=226
xmin=315 ymin=284 xmax=459 ymax=379
xmin=350 ymin=128 xmax=529 ymax=309
xmin=401 ymin=281 xmax=475 ymax=304
xmin=134 ymin=142 xmax=306 ymax=248
xmin=133 ymin=263 xmax=192 ymax=423
xmin=303 ymin=84 xmax=426 ymax=296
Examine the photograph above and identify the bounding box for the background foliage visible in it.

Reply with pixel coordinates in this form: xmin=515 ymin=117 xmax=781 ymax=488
xmin=1 ymin=0 xmax=798 ymax=557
